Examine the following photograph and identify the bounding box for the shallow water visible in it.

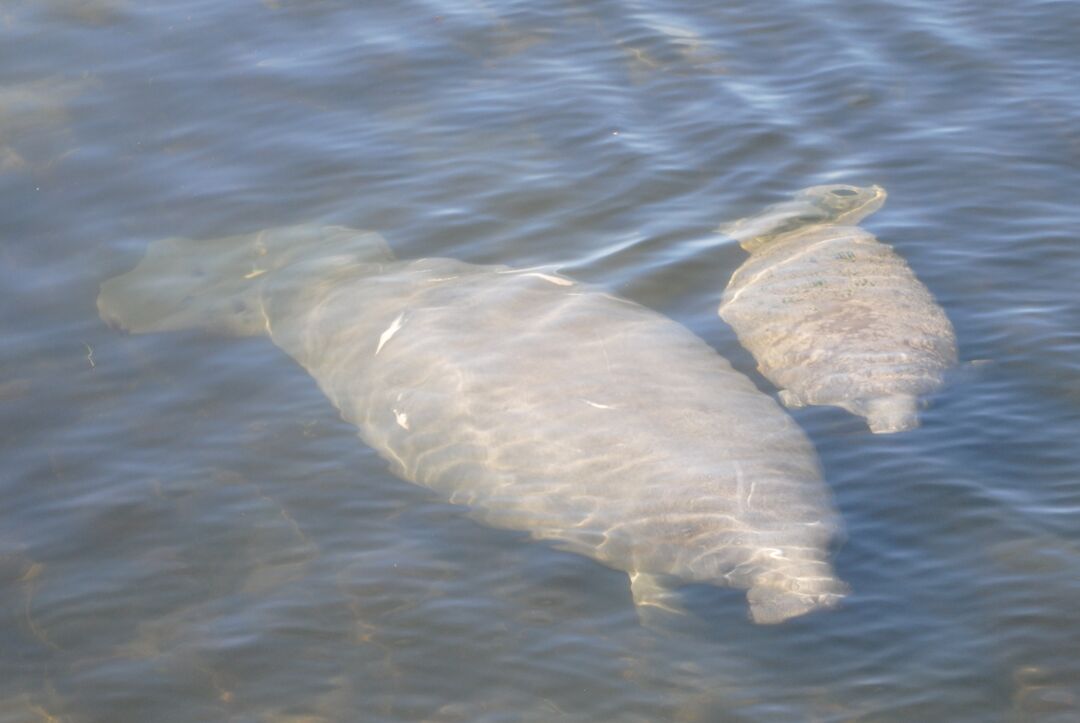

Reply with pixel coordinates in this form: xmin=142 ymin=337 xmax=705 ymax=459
xmin=3 ymin=0 xmax=1080 ymax=720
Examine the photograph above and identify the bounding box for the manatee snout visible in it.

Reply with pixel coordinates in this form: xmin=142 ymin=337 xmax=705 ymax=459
xmin=96 ymin=274 xmax=187 ymax=334
xmin=96 ymin=252 xmax=265 ymax=336
xmin=96 ymin=294 xmax=120 ymax=330
xmin=96 ymin=280 xmax=130 ymax=331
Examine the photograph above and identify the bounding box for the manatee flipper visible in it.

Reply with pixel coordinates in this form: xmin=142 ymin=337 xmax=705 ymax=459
xmin=629 ymin=571 xmax=688 ymax=624
xmin=97 ymin=225 xmax=393 ymax=336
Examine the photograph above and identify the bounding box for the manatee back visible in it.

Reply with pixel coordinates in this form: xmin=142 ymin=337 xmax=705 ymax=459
xmin=720 ymin=225 xmax=956 ymax=428
xmin=275 ymin=263 xmax=842 ymax=596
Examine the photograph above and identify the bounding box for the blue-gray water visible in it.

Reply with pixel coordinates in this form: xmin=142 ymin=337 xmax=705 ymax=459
xmin=3 ymin=0 xmax=1079 ymax=720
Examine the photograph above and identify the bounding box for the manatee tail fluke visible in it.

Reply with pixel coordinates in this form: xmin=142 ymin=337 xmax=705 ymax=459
xmin=861 ymin=395 xmax=919 ymax=434
xmin=746 ymin=569 xmax=849 ymax=625
xmin=97 ymin=225 xmax=393 ymax=336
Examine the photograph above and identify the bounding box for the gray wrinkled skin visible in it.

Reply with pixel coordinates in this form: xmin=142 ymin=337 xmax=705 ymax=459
xmin=719 ymin=185 xmax=957 ymax=434
xmin=98 ymin=224 xmax=847 ymax=624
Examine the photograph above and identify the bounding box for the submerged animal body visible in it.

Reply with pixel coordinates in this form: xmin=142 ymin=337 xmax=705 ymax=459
xmin=718 ymin=185 xmax=957 ymax=433
xmin=98 ymin=224 xmax=847 ymax=624
xmin=0 ymin=77 xmax=92 ymax=172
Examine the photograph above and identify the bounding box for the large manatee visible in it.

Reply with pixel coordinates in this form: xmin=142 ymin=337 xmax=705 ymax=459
xmin=718 ymin=185 xmax=957 ymax=433
xmin=98 ymin=224 xmax=847 ymax=624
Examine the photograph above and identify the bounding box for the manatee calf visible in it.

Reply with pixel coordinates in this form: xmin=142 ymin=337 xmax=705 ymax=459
xmin=98 ymin=224 xmax=847 ymax=624
xmin=718 ymin=185 xmax=957 ymax=433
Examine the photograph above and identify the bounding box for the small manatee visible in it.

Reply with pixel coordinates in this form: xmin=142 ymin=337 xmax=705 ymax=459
xmin=718 ymin=185 xmax=957 ymax=433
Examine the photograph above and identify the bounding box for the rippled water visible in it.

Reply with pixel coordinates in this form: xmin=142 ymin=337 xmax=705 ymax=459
xmin=3 ymin=0 xmax=1080 ymax=720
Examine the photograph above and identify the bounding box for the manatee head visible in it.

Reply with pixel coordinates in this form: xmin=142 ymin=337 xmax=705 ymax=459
xmin=720 ymin=184 xmax=887 ymax=253
xmin=97 ymin=233 xmax=269 ymax=336
xmin=98 ymin=225 xmax=393 ymax=336
xmin=793 ymin=184 xmax=887 ymax=227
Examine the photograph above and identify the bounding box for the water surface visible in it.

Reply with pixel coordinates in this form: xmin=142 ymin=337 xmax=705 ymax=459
xmin=3 ymin=0 xmax=1080 ymax=720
